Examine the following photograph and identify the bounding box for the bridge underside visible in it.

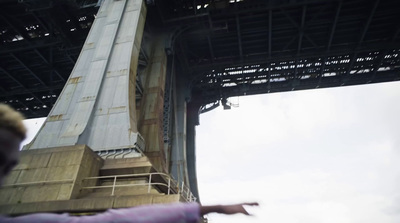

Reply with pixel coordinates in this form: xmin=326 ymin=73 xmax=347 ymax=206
xmin=1 ymin=0 xmax=399 ymax=118
xmin=0 ymin=0 xmax=400 ymax=209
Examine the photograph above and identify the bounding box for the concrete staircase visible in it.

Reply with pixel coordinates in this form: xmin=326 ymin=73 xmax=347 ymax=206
xmin=0 ymin=146 xmax=185 ymax=215
xmin=79 ymin=156 xmax=179 ymax=198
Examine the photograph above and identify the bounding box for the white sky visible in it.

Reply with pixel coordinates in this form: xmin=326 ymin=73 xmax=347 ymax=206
xmin=196 ymin=81 xmax=400 ymax=223
xmin=22 ymin=117 xmax=46 ymax=148
xmin=22 ymin=81 xmax=400 ymax=223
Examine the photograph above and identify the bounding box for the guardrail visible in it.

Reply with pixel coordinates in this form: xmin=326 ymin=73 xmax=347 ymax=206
xmin=81 ymin=172 xmax=196 ymax=202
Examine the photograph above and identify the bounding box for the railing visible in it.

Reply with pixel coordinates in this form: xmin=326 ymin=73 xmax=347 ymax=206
xmin=96 ymin=146 xmax=144 ymax=159
xmin=81 ymin=172 xmax=196 ymax=202
xmin=179 ymin=181 xmax=196 ymax=203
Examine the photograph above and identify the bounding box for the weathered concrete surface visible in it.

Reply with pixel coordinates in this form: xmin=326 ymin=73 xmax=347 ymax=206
xmin=0 ymin=194 xmax=181 ymax=215
xmin=0 ymin=145 xmax=103 ymax=207
xmin=139 ymin=36 xmax=168 ymax=173
xmin=100 ymin=156 xmax=152 ymax=175
xmin=0 ymin=144 xmax=185 ymax=216
xmin=24 ymin=0 xmax=146 ymax=152
xmin=0 ymin=0 xmax=197 ymax=217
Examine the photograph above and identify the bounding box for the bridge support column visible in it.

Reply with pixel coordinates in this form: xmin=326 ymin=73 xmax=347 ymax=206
xmin=170 ymin=71 xmax=190 ymax=186
xmin=186 ymin=98 xmax=202 ymax=200
xmin=0 ymin=0 xmax=194 ymax=216
xmin=24 ymin=0 xmax=146 ymax=152
xmin=139 ymin=36 xmax=168 ymax=173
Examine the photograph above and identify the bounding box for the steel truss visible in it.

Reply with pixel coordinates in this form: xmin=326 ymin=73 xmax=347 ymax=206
xmin=0 ymin=0 xmax=400 ymax=118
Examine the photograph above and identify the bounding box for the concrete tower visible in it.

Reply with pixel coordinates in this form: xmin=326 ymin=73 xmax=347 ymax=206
xmin=0 ymin=0 xmax=196 ymax=215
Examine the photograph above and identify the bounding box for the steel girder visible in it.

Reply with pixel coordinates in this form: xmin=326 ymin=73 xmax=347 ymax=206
xmin=158 ymin=0 xmax=400 ymax=110
xmin=1 ymin=0 xmax=400 ymax=118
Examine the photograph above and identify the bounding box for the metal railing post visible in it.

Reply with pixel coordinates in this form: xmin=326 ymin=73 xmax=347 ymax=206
xmin=168 ymin=178 xmax=171 ymax=195
xmin=148 ymin=173 xmax=152 ymax=193
xmin=111 ymin=176 xmax=117 ymax=196
xmin=80 ymin=172 xmax=196 ymax=201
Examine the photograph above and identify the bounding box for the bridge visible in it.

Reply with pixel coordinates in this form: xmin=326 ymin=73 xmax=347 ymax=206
xmin=0 ymin=0 xmax=399 ymax=216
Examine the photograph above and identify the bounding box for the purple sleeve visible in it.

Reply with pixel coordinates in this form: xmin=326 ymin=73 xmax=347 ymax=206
xmin=0 ymin=202 xmax=201 ymax=223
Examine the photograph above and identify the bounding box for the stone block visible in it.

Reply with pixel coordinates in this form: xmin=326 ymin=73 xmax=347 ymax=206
xmin=100 ymin=157 xmax=152 ymax=175
xmin=48 ymin=150 xmax=84 ymax=167
xmin=66 ymin=197 xmax=114 ymax=211
xmin=13 ymin=155 xmax=32 ymax=170
xmin=0 ymin=204 xmax=14 ymax=214
xmin=21 ymin=184 xmax=60 ymax=203
xmin=46 ymin=165 xmax=78 ymax=181
xmin=28 ymin=153 xmax=51 ymax=168
xmin=2 ymin=197 xmax=115 ymax=215
xmin=152 ymin=194 xmax=180 ymax=204
xmin=3 ymin=170 xmax=21 ymax=185
xmin=17 ymin=168 xmax=50 ymax=183
xmin=0 ymin=144 xmax=183 ymax=216
xmin=16 ymin=169 xmax=37 ymax=183
xmin=113 ymin=194 xmax=154 ymax=208
xmin=57 ymin=183 xmax=73 ymax=200
xmin=0 ymin=188 xmax=20 ymax=205
xmin=71 ymin=147 xmax=103 ymax=199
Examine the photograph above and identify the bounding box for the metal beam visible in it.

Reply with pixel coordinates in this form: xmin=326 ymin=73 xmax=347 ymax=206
xmin=368 ymin=26 xmax=400 ymax=83
xmin=177 ymin=40 xmax=191 ymax=73
xmin=207 ymin=36 xmax=215 ymax=62
xmin=327 ymin=1 xmax=342 ymax=51
xmin=235 ymin=15 xmax=243 ymax=61
xmin=0 ymin=66 xmax=47 ymax=106
xmin=0 ymin=14 xmax=30 ymax=41
xmin=34 ymin=49 xmax=66 ymax=82
xmin=199 ymin=69 xmax=399 ymax=104
xmin=47 ymin=10 xmax=73 ymax=47
xmin=294 ymin=5 xmax=307 ymax=80
xmin=0 ymin=88 xmax=35 ymax=114
xmin=0 ymin=39 xmax=62 ymax=54
xmin=30 ymin=11 xmax=51 ymax=33
xmin=190 ymin=39 xmax=400 ymax=75
xmin=0 ymin=85 xmax=64 ymax=98
xmin=297 ymin=5 xmax=307 ymax=54
xmin=318 ymin=0 xmax=342 ymax=87
xmin=268 ymin=9 xmax=272 ymax=58
xmin=280 ymin=6 xmax=317 ymax=50
xmin=164 ymin=0 xmax=339 ymax=24
xmin=0 ymin=66 xmax=28 ymax=91
xmin=10 ymin=53 xmax=48 ymax=87
xmin=345 ymin=0 xmax=380 ymax=80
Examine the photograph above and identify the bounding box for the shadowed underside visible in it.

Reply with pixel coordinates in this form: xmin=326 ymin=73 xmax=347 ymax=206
xmin=0 ymin=0 xmax=399 ymax=118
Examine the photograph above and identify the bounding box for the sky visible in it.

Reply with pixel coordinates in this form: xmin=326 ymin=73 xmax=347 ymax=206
xmin=22 ymin=81 xmax=400 ymax=223
xmin=195 ymin=81 xmax=400 ymax=223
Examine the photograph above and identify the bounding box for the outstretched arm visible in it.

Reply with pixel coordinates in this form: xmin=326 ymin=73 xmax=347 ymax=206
xmin=0 ymin=202 xmax=259 ymax=223
xmin=200 ymin=202 xmax=259 ymax=216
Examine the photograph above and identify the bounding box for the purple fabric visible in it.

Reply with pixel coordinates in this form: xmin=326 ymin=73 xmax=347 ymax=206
xmin=0 ymin=202 xmax=200 ymax=223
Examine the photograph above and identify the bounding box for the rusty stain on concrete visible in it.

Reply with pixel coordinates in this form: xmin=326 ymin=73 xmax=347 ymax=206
xmin=68 ymin=77 xmax=81 ymax=84
xmin=82 ymin=96 xmax=95 ymax=101
xmin=48 ymin=114 xmax=63 ymax=121
xmin=108 ymin=106 xmax=127 ymax=114
xmin=86 ymin=42 xmax=94 ymax=48
xmin=106 ymin=69 xmax=129 ymax=77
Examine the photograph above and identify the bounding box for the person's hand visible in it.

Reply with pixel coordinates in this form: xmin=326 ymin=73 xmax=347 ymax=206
xmin=200 ymin=202 xmax=259 ymax=216
xmin=220 ymin=202 xmax=259 ymax=215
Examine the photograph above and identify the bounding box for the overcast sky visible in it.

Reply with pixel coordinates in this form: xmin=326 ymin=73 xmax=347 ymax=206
xmin=22 ymin=81 xmax=400 ymax=223
xmin=196 ymin=81 xmax=400 ymax=223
